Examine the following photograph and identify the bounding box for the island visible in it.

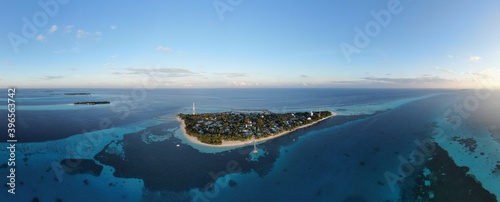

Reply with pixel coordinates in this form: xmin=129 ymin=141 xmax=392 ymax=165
xmin=65 ymin=93 xmax=92 ymax=96
xmin=50 ymin=92 xmax=93 ymax=96
xmin=178 ymin=110 xmax=335 ymax=146
xmin=73 ymin=101 xmax=110 ymax=105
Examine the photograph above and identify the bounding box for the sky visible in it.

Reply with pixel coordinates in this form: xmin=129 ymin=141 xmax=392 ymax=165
xmin=1 ymin=0 xmax=500 ymax=89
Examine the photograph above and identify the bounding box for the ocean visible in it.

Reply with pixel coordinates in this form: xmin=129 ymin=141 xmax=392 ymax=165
xmin=0 ymin=88 xmax=499 ymax=201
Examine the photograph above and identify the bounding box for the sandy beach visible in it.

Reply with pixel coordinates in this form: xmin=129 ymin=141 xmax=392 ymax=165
xmin=177 ymin=112 xmax=336 ymax=148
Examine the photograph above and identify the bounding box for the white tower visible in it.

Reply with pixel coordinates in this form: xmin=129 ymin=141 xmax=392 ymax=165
xmin=192 ymin=102 xmax=196 ymax=115
xmin=253 ymin=135 xmax=258 ymax=154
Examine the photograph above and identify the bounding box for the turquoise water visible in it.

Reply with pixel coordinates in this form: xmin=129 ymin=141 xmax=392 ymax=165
xmin=0 ymin=89 xmax=498 ymax=201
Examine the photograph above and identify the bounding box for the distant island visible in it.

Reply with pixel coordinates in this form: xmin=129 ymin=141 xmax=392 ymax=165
xmin=65 ymin=93 xmax=92 ymax=96
xmin=73 ymin=101 xmax=110 ymax=105
xmin=178 ymin=110 xmax=334 ymax=146
xmin=49 ymin=92 xmax=92 ymax=96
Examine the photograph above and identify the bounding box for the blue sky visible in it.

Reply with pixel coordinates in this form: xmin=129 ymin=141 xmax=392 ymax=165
xmin=1 ymin=0 xmax=500 ymax=88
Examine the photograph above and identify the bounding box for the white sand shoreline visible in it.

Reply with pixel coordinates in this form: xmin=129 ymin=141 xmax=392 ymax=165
xmin=177 ymin=112 xmax=336 ymax=148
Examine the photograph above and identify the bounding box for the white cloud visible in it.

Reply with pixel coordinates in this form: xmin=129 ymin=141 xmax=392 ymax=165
xmin=64 ymin=25 xmax=75 ymax=33
xmin=48 ymin=25 xmax=58 ymax=34
xmin=114 ymin=67 xmax=197 ymax=77
xmin=156 ymin=45 xmax=172 ymax=53
xmin=75 ymin=29 xmax=101 ymax=39
xmin=76 ymin=29 xmax=89 ymax=38
xmin=104 ymin=63 xmax=116 ymax=67
xmin=463 ymin=68 xmax=500 ymax=88
xmin=228 ymin=81 xmax=259 ymax=86
xmin=466 ymin=68 xmax=499 ymax=80
xmin=40 ymin=75 xmax=65 ymax=80
xmin=216 ymin=72 xmax=249 ymax=77
xmin=363 ymin=76 xmax=452 ymax=85
xmin=110 ymin=25 xmax=118 ymax=30
xmin=36 ymin=34 xmax=46 ymax=42
xmin=469 ymin=55 xmax=482 ymax=62
xmin=431 ymin=66 xmax=455 ymax=74
xmin=447 ymin=54 xmax=454 ymax=58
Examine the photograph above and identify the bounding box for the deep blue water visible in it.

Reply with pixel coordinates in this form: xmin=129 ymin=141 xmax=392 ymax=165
xmin=0 ymin=88 xmax=438 ymax=142
xmin=0 ymin=88 xmax=498 ymax=201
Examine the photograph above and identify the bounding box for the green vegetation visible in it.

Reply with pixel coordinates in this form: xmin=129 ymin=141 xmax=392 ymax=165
xmin=179 ymin=111 xmax=332 ymax=145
